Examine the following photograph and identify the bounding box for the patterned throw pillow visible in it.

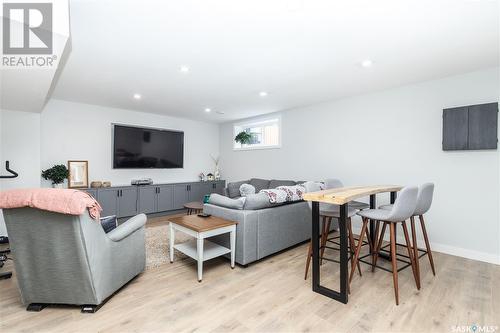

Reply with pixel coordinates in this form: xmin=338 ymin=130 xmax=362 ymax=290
xmin=239 ymin=183 xmax=256 ymax=197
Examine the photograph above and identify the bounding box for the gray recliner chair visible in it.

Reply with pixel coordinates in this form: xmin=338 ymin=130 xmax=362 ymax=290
xmin=2 ymin=207 xmax=146 ymax=313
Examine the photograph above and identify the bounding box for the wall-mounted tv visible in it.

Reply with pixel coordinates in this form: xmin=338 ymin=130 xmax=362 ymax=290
xmin=113 ymin=124 xmax=184 ymax=169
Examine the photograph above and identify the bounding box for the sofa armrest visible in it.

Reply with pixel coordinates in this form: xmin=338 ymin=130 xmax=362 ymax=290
xmin=107 ymin=213 xmax=147 ymax=242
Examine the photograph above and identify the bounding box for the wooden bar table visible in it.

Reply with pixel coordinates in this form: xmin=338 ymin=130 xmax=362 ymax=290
xmin=302 ymin=185 xmax=402 ymax=303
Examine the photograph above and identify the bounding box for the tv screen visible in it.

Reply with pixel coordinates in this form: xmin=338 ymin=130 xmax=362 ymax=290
xmin=113 ymin=125 xmax=184 ymax=169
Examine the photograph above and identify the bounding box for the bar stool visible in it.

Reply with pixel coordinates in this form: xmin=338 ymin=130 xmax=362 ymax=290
xmin=379 ymin=183 xmax=436 ymax=283
xmin=303 ymin=181 xmax=361 ymax=281
xmin=324 ymin=179 xmax=370 ymax=210
xmin=352 ymin=186 xmax=419 ymax=305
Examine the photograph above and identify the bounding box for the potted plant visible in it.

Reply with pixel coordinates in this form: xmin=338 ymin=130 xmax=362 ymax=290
xmin=41 ymin=164 xmax=69 ymax=188
xmin=234 ymin=131 xmax=254 ymax=146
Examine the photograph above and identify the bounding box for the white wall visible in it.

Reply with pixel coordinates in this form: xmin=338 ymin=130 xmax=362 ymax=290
xmin=219 ymin=67 xmax=500 ymax=264
xmin=1 ymin=110 xmax=41 ymax=189
xmin=40 ymin=99 xmax=220 ymax=186
xmin=0 ymin=109 xmax=42 ymax=236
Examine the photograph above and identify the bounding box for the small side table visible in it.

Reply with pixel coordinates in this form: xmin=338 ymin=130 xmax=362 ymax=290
xmin=183 ymin=201 xmax=204 ymax=215
xmin=169 ymin=215 xmax=237 ymax=282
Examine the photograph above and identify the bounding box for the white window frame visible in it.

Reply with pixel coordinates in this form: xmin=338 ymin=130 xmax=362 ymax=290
xmin=233 ymin=115 xmax=282 ymax=151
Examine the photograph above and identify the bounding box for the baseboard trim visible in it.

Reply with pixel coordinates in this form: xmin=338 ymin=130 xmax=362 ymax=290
xmin=349 ymin=225 xmax=500 ymax=266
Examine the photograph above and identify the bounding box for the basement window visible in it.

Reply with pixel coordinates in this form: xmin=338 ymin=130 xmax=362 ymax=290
xmin=233 ymin=116 xmax=281 ymax=150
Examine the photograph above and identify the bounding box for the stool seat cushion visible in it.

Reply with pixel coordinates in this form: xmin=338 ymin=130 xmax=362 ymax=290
xmin=350 ymin=201 xmax=370 ymax=210
xmin=357 ymin=208 xmax=395 ymax=222
xmin=320 ymin=207 xmax=357 ymax=218
xmin=379 ymin=204 xmax=394 ymax=211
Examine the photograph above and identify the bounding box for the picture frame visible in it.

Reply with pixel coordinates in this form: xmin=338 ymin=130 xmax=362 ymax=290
xmin=68 ymin=160 xmax=89 ymax=188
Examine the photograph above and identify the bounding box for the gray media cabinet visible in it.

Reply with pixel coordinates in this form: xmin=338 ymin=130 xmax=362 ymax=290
xmin=82 ymin=180 xmax=225 ymax=218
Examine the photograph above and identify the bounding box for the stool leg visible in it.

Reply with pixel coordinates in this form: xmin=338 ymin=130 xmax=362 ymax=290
xmin=320 ymin=217 xmax=331 ymax=265
xmin=389 ymin=223 xmax=399 ymax=305
xmin=410 ymin=217 xmax=421 ymax=284
xmin=348 ymin=218 xmax=362 ymax=276
xmin=350 ymin=217 xmax=368 ymax=284
xmin=372 ymin=222 xmax=387 ymax=272
xmin=372 ymin=220 xmax=380 ymax=270
xmin=304 ymin=240 xmax=312 ymax=280
xmin=402 ymin=221 xmax=420 ymax=290
xmin=419 ymin=215 xmax=436 ymax=276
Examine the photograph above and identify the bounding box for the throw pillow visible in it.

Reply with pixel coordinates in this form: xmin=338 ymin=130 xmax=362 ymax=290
xmin=208 ymin=193 xmax=246 ymax=210
xmin=100 ymin=215 xmax=117 ymax=233
xmin=239 ymin=183 xmax=256 ymax=197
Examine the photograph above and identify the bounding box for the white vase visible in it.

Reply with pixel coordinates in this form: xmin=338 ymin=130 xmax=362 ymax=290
xmin=53 ymin=183 xmax=64 ymax=189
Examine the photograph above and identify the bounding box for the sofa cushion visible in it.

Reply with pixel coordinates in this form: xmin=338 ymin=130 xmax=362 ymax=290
xmin=269 ymin=179 xmax=296 ymax=189
xmin=243 ymin=193 xmax=273 ymax=210
xmin=249 ymin=178 xmax=270 ymax=192
xmin=239 ymin=183 xmax=256 ymax=197
xmin=226 ymin=180 xmax=249 ymax=198
xmin=208 ymin=193 xmax=246 ymax=210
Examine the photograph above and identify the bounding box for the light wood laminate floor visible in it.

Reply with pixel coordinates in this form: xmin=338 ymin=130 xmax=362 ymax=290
xmin=0 ymin=217 xmax=499 ymax=333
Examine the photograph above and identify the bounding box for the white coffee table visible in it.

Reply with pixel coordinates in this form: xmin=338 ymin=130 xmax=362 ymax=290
xmin=169 ymin=214 xmax=237 ymax=282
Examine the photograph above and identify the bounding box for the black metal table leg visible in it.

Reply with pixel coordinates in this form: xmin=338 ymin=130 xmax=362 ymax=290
xmin=311 ymin=201 xmax=348 ymax=304
xmin=369 ymin=194 xmax=376 ymax=252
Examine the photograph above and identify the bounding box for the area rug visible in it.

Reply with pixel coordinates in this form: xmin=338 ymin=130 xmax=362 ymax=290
xmin=145 ymin=224 xmax=191 ymax=270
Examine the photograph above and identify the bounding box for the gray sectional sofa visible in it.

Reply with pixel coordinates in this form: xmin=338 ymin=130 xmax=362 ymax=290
xmin=203 ymin=178 xmax=311 ymax=265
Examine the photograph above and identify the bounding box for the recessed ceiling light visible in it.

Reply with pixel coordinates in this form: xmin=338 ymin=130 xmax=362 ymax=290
xmin=361 ymin=59 xmax=373 ymax=68
xmin=259 ymin=91 xmax=268 ymax=97
xmin=205 ymin=108 xmax=211 ymax=113
xmin=133 ymin=93 xmax=142 ymax=100
xmin=180 ymin=65 xmax=190 ymax=73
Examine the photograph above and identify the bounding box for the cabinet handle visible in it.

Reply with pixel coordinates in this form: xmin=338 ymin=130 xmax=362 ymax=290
xmin=158 ymin=187 xmax=161 ymax=194
xmin=117 ymin=190 xmax=120 ymax=197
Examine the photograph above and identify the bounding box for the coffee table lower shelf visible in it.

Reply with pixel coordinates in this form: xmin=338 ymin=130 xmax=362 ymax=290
xmin=174 ymin=239 xmax=231 ymax=261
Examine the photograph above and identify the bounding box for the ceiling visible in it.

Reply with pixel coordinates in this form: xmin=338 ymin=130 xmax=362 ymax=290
xmin=51 ymin=0 xmax=499 ymax=123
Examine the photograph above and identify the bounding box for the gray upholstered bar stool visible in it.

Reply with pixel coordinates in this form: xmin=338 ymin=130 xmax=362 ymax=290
xmin=303 ymin=181 xmax=360 ymax=281
xmin=351 ymin=186 xmax=419 ymax=305
xmin=321 ymin=179 xmax=371 ymax=265
xmin=324 ymin=179 xmax=370 ymax=210
xmin=379 ymin=183 xmax=436 ymax=283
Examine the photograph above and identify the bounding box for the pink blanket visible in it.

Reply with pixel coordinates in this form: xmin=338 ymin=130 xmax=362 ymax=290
xmin=0 ymin=188 xmax=102 ymax=220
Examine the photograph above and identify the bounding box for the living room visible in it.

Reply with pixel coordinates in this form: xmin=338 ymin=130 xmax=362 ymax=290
xmin=0 ymin=0 xmax=499 ymax=332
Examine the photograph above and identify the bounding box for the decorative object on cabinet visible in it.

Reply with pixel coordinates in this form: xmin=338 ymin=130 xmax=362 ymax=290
xmin=199 ymin=172 xmax=206 ymax=181
xmin=91 ymin=181 xmax=103 ymax=188
xmin=41 ymin=164 xmax=69 ymax=188
xmin=102 ymin=181 xmax=112 ymax=187
xmin=68 ymin=161 xmax=89 ymax=189
xmin=211 ymin=154 xmax=221 ymax=180
xmin=207 ymin=173 xmax=214 ymax=181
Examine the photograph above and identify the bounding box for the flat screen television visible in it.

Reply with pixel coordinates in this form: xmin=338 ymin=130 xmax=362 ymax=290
xmin=113 ymin=125 xmax=184 ymax=169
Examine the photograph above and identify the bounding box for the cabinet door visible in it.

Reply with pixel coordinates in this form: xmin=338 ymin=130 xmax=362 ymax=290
xmin=189 ymin=183 xmax=212 ymax=202
xmin=82 ymin=188 xmax=98 ymax=199
xmin=214 ymin=181 xmax=225 ymax=195
xmin=157 ymin=185 xmax=174 ymax=212
xmin=468 ymin=103 xmax=498 ymax=150
xmin=443 ymin=107 xmax=468 ymax=151
xmin=173 ymin=184 xmax=190 ymax=209
xmin=118 ymin=188 xmax=138 ymax=218
xmin=98 ymin=188 xmax=119 ymax=217
xmin=138 ymin=186 xmax=157 ymax=214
